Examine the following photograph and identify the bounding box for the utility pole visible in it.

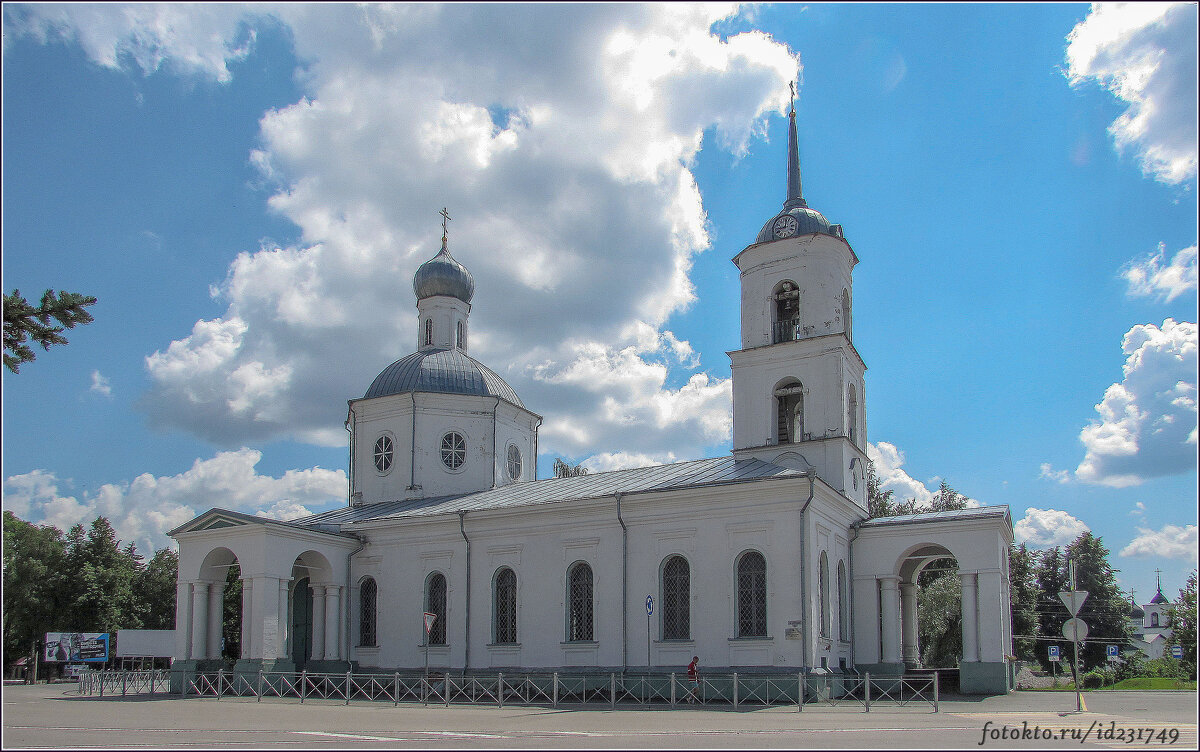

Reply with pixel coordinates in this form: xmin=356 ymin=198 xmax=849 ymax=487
xmin=1069 ymin=560 xmax=1082 ymax=713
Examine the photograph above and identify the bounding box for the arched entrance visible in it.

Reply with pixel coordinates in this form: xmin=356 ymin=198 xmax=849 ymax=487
xmin=897 ymin=545 xmax=960 ymax=669
xmin=291 ymin=577 xmax=313 ymax=669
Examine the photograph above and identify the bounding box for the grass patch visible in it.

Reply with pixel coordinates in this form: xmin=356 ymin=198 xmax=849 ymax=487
xmin=1099 ymin=677 xmax=1197 ymax=691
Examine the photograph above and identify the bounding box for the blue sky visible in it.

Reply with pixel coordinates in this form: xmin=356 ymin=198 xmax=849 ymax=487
xmin=3 ymin=3 xmax=1196 ymax=604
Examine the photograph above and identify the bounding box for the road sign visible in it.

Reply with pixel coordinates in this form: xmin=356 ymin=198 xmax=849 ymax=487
xmin=645 ymin=595 xmax=654 ymax=616
xmin=1063 ymin=618 xmax=1089 ymax=641
xmin=1058 ymin=591 xmax=1088 ymax=617
xmin=1171 ymin=645 xmax=1183 ymax=659
xmin=1048 ymin=645 xmax=1061 ymax=662
xmin=423 ymin=612 xmax=437 ymax=634
xmin=1107 ymin=644 xmax=1119 ymax=662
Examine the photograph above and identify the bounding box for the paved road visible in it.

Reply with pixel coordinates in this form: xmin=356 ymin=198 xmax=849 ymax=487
xmin=3 ymin=683 xmax=1196 ymax=749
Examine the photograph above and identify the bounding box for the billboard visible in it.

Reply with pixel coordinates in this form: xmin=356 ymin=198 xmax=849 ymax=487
xmin=44 ymin=632 xmax=110 ymax=663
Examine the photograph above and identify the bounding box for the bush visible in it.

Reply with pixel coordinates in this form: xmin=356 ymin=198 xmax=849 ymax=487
xmin=1140 ymin=657 xmax=1187 ymax=680
xmin=1080 ymin=671 xmax=1106 ymax=689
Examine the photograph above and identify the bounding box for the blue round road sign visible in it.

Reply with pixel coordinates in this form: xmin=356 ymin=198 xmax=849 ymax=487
xmin=646 ymin=595 xmax=654 ymax=616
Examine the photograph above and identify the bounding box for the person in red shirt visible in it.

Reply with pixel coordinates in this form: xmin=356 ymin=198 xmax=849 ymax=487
xmin=686 ymin=656 xmax=699 ymax=704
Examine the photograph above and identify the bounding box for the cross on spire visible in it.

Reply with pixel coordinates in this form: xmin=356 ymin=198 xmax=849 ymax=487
xmin=440 ymin=207 xmax=452 ymax=243
xmin=789 ymin=80 xmax=795 ymax=115
xmin=1155 ymin=568 xmax=1163 ymax=592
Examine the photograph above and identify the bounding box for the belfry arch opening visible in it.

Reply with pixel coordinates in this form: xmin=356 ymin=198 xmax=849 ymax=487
xmin=774 ymin=379 xmax=804 ymax=444
xmin=897 ymin=544 xmax=962 ymax=669
xmin=772 ymin=280 xmax=801 ymax=343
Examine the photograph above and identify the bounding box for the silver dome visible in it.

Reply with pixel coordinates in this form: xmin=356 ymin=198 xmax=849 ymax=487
xmin=755 ymin=206 xmax=842 ymax=244
xmin=413 ymin=241 xmax=475 ymax=303
xmin=364 ymin=348 xmax=523 ymax=406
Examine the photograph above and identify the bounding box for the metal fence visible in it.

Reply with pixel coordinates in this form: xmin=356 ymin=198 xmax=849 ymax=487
xmin=78 ymin=669 xmax=938 ymax=711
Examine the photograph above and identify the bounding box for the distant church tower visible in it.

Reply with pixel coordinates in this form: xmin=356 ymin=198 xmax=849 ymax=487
xmin=728 ymin=89 xmax=868 ymax=509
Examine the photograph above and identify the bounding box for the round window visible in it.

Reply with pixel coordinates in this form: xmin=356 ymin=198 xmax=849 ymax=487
xmin=507 ymin=444 xmax=522 ymax=481
xmin=374 ymin=435 xmax=393 ymax=473
xmin=441 ymin=431 xmax=466 ymax=470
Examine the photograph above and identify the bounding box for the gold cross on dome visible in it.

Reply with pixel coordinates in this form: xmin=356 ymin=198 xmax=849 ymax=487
xmin=440 ymin=207 xmax=452 ymax=241
xmin=789 ymin=81 xmax=795 ymax=114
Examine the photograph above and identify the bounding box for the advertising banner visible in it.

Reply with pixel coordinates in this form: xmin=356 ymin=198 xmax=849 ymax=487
xmin=44 ymin=633 xmax=110 ymax=663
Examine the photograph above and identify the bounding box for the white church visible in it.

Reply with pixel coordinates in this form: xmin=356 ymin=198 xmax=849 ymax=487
xmin=170 ymin=100 xmax=1016 ymax=695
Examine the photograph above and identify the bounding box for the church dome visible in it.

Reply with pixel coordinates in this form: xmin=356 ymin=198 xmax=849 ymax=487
xmin=755 ymin=206 xmax=841 ymax=244
xmin=365 ymin=347 xmax=523 ymax=406
xmin=1129 ymin=599 xmax=1145 ymax=619
xmin=1149 ymin=589 xmax=1169 ymax=605
xmin=413 ymin=240 xmax=475 ymax=303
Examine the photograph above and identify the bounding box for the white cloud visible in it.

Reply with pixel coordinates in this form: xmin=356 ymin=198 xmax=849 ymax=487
xmin=867 ymin=441 xmax=982 ymax=509
xmin=20 ymin=4 xmax=795 ymax=463
xmin=1065 ymin=3 xmax=1198 ymax=184
xmin=89 ymin=370 xmax=112 ymax=397
xmin=581 ymin=451 xmax=680 ymax=474
xmin=1122 ymin=243 xmax=1198 ymax=302
xmin=1130 ymin=501 xmax=1146 ymax=515
xmin=1015 ymin=507 xmax=1091 ymax=547
xmin=2 ymin=450 xmax=345 ymax=553
xmin=1039 ymin=463 xmax=1071 ymax=484
xmin=1120 ymin=523 xmax=1198 ymax=561
xmin=1075 ymin=319 xmax=1198 ymax=486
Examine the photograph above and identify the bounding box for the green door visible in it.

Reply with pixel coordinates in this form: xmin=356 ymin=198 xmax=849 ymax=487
xmin=291 ymin=577 xmax=313 ymax=668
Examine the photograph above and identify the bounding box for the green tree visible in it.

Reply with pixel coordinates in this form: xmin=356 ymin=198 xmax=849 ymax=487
xmin=1035 ymin=546 xmax=1071 ymax=672
xmin=917 ymin=564 xmax=962 ymax=667
xmin=61 ymin=518 xmax=142 ymax=632
xmin=2 ymin=512 xmax=69 ymax=673
xmin=222 ymin=562 xmax=243 ymax=661
xmin=1166 ymin=570 xmax=1197 ymax=679
xmin=135 ymin=549 xmax=179 ymax=631
xmin=3 ymin=288 xmax=97 ymax=373
xmin=866 ymin=459 xmax=916 ymax=517
xmin=553 ymin=458 xmax=589 ymax=478
xmin=929 ymin=480 xmax=969 ymax=512
xmin=1065 ymin=532 xmax=1131 ymax=668
xmin=1009 ymin=543 xmax=1040 ymax=661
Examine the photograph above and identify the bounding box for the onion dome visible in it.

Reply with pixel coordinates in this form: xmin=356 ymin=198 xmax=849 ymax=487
xmin=1129 ymin=597 xmax=1145 ymax=619
xmin=413 ymin=237 xmax=475 ymax=304
xmin=756 ymin=86 xmax=844 ymax=245
xmin=1150 ymin=588 xmax=1169 ymax=605
xmin=365 ymin=347 xmax=523 ymax=407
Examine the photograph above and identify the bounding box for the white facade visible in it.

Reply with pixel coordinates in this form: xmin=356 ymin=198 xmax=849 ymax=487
xmin=1128 ymin=589 xmax=1174 ymax=660
xmin=170 ymin=101 xmax=1015 ymax=694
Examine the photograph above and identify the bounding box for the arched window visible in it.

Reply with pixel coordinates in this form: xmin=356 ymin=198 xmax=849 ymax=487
xmin=567 ymin=562 xmax=594 ymax=641
xmin=847 ymin=385 xmax=858 ymax=445
xmin=1151 ymin=612 xmax=1160 ymax=628
xmin=819 ymin=552 xmax=830 ymax=638
xmin=359 ymin=577 xmax=377 ymax=647
xmin=842 ymin=288 xmax=852 ymax=340
xmin=425 ymin=572 xmax=447 ymax=645
xmin=424 ymin=318 xmax=433 ymax=346
xmin=775 ymin=380 xmax=804 ymax=443
xmin=456 ymin=320 xmax=464 ymax=349
xmin=493 ymin=568 xmax=517 ymax=644
xmin=736 ymin=551 xmax=767 ymax=638
xmin=662 ymin=555 xmax=691 ymax=640
xmin=837 ymin=560 xmax=849 ymax=641
xmin=773 ymin=281 xmax=801 ymax=343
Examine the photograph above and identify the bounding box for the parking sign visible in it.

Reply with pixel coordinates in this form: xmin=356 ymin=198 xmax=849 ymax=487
xmin=1048 ymin=645 xmax=1061 ymax=662
xmin=1107 ymin=644 xmax=1119 ymax=662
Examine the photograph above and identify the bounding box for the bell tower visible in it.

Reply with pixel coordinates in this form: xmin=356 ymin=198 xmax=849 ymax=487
xmin=727 ymin=88 xmax=868 ymax=509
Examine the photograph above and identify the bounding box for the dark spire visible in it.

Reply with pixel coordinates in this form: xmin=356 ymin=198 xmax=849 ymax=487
xmin=785 ymin=81 xmax=806 ymax=209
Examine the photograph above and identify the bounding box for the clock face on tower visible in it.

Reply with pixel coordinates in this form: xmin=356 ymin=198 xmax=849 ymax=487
xmin=773 ymin=214 xmax=798 ymax=239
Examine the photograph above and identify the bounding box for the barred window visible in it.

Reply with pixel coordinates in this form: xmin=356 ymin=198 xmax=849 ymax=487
xmin=457 ymin=321 xmax=464 ymax=349
xmin=819 ymin=552 xmax=830 ymax=638
xmin=493 ymin=567 xmax=517 ymax=644
xmin=424 ymin=318 xmax=433 ymax=346
xmin=507 ymin=444 xmax=522 ymax=481
xmin=837 ymin=560 xmax=849 ymax=641
xmin=737 ymin=551 xmax=767 ymax=637
xmin=426 ymin=572 xmax=447 ymax=646
xmin=567 ymin=562 xmax=594 ymax=641
xmin=359 ymin=577 xmax=377 ymax=647
xmin=441 ymin=431 xmax=466 ymax=471
xmin=373 ymin=435 xmax=393 ymax=474
xmin=661 ymin=555 xmax=690 ymax=640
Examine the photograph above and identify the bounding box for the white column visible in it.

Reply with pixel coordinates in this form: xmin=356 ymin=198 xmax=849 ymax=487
xmin=240 ymin=578 xmax=253 ymax=660
xmin=325 ymin=585 xmax=342 ymax=662
xmin=176 ymin=581 xmax=193 ymax=660
xmin=278 ymin=579 xmax=291 ymax=662
xmin=900 ymin=581 xmax=919 ymax=666
xmin=207 ymin=582 xmax=223 ymax=659
xmin=960 ymin=572 xmax=979 ymax=662
xmin=852 ymin=575 xmax=880 ymax=664
xmin=879 ymin=576 xmax=901 ymax=664
xmin=190 ymin=582 xmax=210 ymax=659
xmin=312 ymin=585 xmax=327 ymax=661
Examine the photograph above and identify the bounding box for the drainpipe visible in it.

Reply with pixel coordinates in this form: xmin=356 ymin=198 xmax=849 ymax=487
xmin=848 ymin=520 xmax=861 ymax=669
xmin=532 ymin=417 xmax=542 ymax=481
xmin=492 ymin=397 xmax=501 ymax=488
xmin=458 ymin=511 xmax=471 ymax=675
xmin=798 ymin=471 xmax=816 ymax=674
xmin=409 ymin=394 xmax=418 ymax=490
xmin=344 ymin=408 xmax=354 ymax=506
xmin=345 ymin=533 xmax=368 ymax=667
xmin=615 ymin=493 xmax=627 ymax=673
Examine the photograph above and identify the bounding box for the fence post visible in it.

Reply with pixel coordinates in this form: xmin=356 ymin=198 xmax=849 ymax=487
xmin=122 ymin=672 xmax=127 ymax=696
xmin=933 ymin=671 xmax=939 ymax=713
xmin=610 ymin=673 xmax=616 ymax=709
xmin=346 ymin=671 xmax=352 ymax=705
xmin=498 ymin=673 xmax=504 ymax=709
xmin=863 ymin=672 xmax=870 ymax=712
xmin=444 ymin=673 xmax=450 ymax=708
xmin=553 ymin=672 xmax=559 ymax=708
xmin=300 ymin=670 xmax=307 ymax=703
xmin=798 ymin=672 xmax=804 ymax=712
xmin=393 ymin=672 xmax=399 ymax=707
xmin=257 ymin=669 xmax=264 ymax=702
xmin=217 ymin=669 xmax=224 ymax=701
xmin=670 ymin=673 xmax=676 ymax=706
xmin=733 ymin=672 xmax=738 ymax=709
